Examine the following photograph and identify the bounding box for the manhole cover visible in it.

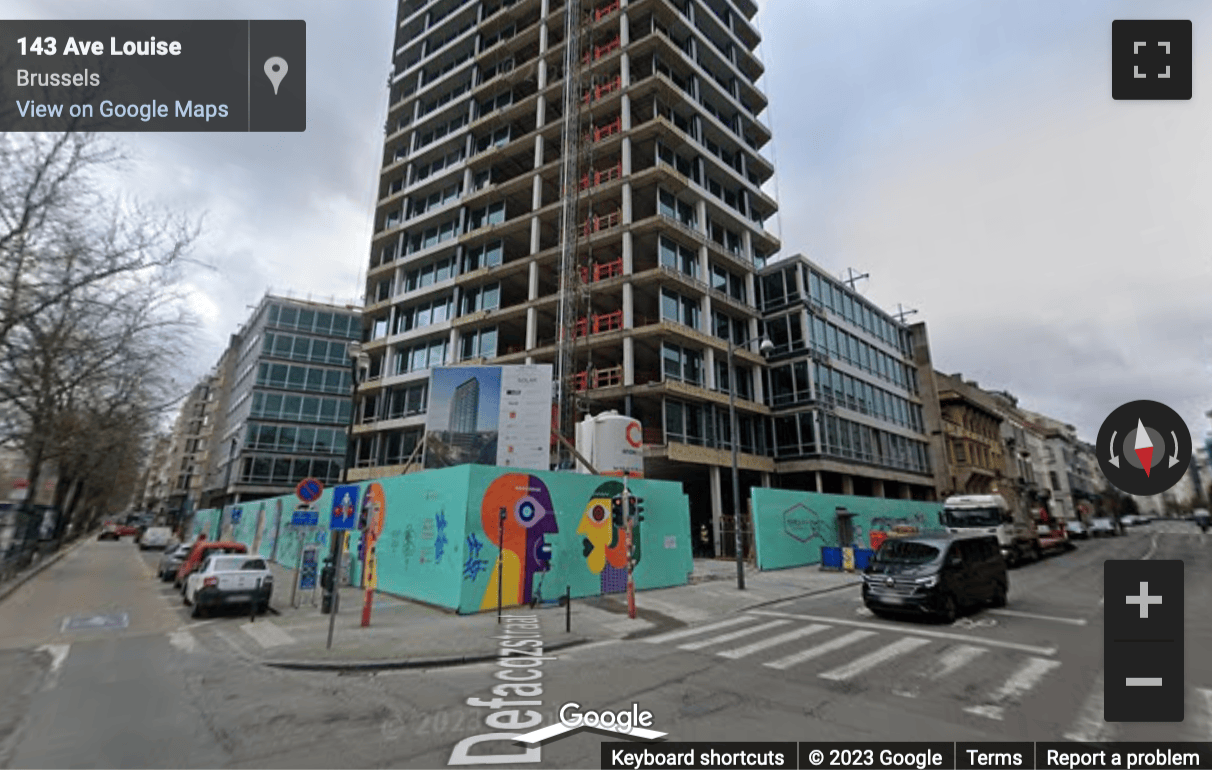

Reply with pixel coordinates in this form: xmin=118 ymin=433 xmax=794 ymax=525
xmin=61 ymin=613 xmax=129 ymax=631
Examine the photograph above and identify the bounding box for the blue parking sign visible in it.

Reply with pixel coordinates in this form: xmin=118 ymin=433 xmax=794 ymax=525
xmin=330 ymin=485 xmax=359 ymax=531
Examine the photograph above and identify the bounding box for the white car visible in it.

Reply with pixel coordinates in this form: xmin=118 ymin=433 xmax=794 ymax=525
xmin=139 ymin=526 xmax=173 ymax=550
xmin=184 ymin=554 xmax=273 ymax=618
xmin=1066 ymin=520 xmax=1088 ymax=539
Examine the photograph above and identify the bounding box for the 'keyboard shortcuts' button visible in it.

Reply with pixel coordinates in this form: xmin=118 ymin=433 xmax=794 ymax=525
xmin=1104 ymin=560 xmax=1184 ymax=722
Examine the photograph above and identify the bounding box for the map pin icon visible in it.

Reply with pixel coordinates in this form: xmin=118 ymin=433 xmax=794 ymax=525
xmin=264 ymin=57 xmax=288 ymax=95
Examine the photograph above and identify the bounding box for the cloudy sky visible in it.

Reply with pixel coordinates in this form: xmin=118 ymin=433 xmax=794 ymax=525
xmin=8 ymin=0 xmax=1212 ymax=451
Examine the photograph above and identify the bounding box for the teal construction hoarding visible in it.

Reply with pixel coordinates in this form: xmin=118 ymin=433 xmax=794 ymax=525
xmin=207 ymin=464 xmax=692 ymax=614
xmin=752 ymin=488 xmax=943 ymax=571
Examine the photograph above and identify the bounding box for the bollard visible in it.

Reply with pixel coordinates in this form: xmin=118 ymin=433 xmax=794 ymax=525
xmin=251 ymin=577 xmax=259 ymax=623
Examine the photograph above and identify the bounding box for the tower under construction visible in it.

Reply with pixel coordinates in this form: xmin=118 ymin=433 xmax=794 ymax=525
xmin=354 ymin=0 xmax=782 ymax=556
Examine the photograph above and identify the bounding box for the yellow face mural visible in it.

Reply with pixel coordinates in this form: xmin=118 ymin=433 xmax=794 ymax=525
xmin=576 ymin=495 xmax=614 ymax=574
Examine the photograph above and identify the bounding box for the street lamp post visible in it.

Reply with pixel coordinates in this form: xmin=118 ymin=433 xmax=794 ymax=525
xmin=727 ymin=335 xmax=774 ymax=590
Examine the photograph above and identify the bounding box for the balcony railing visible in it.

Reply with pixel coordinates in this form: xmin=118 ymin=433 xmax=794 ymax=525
xmin=582 ymin=210 xmax=621 ymax=236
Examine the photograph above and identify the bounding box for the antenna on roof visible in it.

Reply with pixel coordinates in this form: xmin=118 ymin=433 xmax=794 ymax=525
xmin=892 ymin=303 xmax=918 ymax=323
xmin=841 ymin=268 xmax=869 ymax=291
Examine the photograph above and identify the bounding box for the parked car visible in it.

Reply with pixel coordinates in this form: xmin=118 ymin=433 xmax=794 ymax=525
xmin=1066 ymin=520 xmax=1089 ymax=539
xmin=861 ymin=531 xmax=1007 ymax=624
xmin=175 ymin=541 xmax=247 ymax=589
xmin=184 ymin=554 xmax=273 ymax=618
xmin=1121 ymin=515 xmax=1139 ymax=527
xmin=1091 ymin=517 xmax=1119 ymax=537
xmin=138 ymin=526 xmax=173 ymax=550
xmin=98 ymin=522 xmax=121 ymax=541
xmin=158 ymin=542 xmax=193 ymax=581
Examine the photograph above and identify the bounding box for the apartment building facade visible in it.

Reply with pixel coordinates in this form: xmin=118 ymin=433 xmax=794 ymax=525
xmin=353 ymin=0 xmax=782 ymax=552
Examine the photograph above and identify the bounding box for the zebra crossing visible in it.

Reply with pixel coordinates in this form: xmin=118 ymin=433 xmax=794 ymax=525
xmin=641 ymin=612 xmax=1212 ymax=737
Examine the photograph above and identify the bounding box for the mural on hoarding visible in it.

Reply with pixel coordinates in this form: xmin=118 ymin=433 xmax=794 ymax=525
xmin=476 ymin=473 xmax=557 ymax=609
xmin=575 ymin=479 xmax=643 ymax=594
xmin=193 ymin=464 xmax=692 ymax=614
xmin=752 ymin=488 xmax=942 ymax=571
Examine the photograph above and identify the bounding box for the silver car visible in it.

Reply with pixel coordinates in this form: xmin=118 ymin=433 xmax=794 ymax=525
xmin=157 ymin=541 xmax=193 ymax=581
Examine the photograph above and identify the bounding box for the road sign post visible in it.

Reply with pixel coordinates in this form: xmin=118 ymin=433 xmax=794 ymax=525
xmin=326 ymin=485 xmax=359 ymax=650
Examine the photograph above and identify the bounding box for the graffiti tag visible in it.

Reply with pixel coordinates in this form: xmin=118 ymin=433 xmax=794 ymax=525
xmin=783 ymin=504 xmax=826 ymax=543
xmin=434 ymin=511 xmax=449 ymax=564
xmin=463 ymin=533 xmax=489 ymax=581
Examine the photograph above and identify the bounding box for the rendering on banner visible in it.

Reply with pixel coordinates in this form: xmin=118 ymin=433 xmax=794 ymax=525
xmin=423 ymin=365 xmax=552 ymax=471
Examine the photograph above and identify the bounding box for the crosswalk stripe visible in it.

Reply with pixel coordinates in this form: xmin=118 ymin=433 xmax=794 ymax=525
xmin=1063 ymin=671 xmax=1112 ymax=742
xmin=749 ymin=609 xmax=1056 ymax=656
xmin=641 ymin=615 xmax=755 ymax=644
xmin=964 ymin=657 xmax=1062 ymax=720
xmin=677 ymin=620 xmax=791 ymax=651
xmin=893 ymin=644 xmax=987 ymax=698
xmin=764 ymin=630 xmax=875 ymax=671
xmin=718 ymin=624 xmax=831 ymax=659
xmin=819 ymin=636 xmax=931 ymax=682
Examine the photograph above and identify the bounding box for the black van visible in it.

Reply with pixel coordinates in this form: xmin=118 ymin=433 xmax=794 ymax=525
xmin=862 ymin=531 xmax=1008 ymax=623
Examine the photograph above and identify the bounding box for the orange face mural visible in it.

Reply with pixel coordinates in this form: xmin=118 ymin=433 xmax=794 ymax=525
xmin=478 ymin=474 xmax=558 ymax=609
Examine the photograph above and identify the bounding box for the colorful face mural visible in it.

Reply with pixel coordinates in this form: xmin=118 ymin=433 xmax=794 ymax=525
xmin=479 ymin=474 xmax=558 ymax=607
xmin=576 ymin=480 xmax=642 ymax=593
xmin=577 ymin=480 xmax=622 ymax=574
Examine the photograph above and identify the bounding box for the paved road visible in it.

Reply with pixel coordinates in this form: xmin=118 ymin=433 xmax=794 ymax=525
xmin=0 ymin=524 xmax=1207 ymax=768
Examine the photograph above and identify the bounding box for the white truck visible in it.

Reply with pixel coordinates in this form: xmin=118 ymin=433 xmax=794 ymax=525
xmin=940 ymin=494 xmax=1040 ymax=567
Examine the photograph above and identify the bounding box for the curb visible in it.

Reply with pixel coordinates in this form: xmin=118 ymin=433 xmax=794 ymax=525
xmin=735 ymin=577 xmax=863 ymax=612
xmin=0 ymin=535 xmax=92 ymax=604
xmin=260 ymin=637 xmax=592 ymax=672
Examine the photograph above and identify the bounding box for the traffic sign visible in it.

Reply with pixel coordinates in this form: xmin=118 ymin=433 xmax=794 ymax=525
xmin=330 ymin=485 xmax=359 ymax=530
xmin=296 ymin=477 xmax=324 ymax=503
xmin=290 ymin=509 xmax=319 ymax=527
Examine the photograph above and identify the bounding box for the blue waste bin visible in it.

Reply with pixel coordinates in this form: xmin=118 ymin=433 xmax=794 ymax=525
xmin=820 ymin=546 xmax=842 ymax=570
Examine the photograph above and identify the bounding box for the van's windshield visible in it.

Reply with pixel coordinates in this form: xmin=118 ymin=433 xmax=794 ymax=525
xmin=874 ymin=541 xmax=941 ymax=566
xmin=941 ymin=506 xmax=1002 ymax=528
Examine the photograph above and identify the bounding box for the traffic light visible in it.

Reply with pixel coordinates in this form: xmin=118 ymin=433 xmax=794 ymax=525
xmin=611 ymin=495 xmax=624 ymax=524
xmin=628 ymin=496 xmax=644 ymax=520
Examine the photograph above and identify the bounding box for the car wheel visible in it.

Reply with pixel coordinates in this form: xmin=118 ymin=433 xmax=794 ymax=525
xmin=191 ymin=601 xmax=206 ymax=619
xmin=938 ymin=594 xmax=958 ymax=624
xmin=1032 ymin=544 xmax=1043 ymax=562
xmin=990 ymin=582 xmax=1008 ymax=608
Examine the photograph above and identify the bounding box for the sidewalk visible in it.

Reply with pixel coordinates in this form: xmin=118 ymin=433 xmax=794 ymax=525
xmin=208 ymin=558 xmax=862 ymax=671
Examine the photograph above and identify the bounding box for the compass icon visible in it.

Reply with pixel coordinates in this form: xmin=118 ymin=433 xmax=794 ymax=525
xmin=1097 ymin=400 xmax=1191 ymax=496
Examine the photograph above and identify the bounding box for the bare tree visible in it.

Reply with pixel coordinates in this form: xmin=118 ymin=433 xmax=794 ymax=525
xmin=0 ymin=131 xmax=200 ymax=351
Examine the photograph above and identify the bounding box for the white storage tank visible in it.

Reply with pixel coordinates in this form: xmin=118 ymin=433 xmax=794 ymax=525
xmin=575 ymin=411 xmax=644 ymax=477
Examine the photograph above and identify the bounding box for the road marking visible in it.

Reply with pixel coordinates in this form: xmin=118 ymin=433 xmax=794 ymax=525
xmin=240 ymin=620 xmax=296 ymax=648
xmin=36 ymin=643 xmax=70 ymax=673
xmin=893 ymin=644 xmax=988 ymax=698
xmin=168 ymin=630 xmax=198 ymax=653
xmin=819 ymin=636 xmax=931 ymax=682
xmin=1196 ymin=688 xmax=1212 ymax=740
xmin=641 ymin=616 xmax=755 ymax=643
xmin=35 ymin=643 xmax=71 ymax=692
xmin=718 ymin=624 xmax=831 ymax=659
xmin=1143 ymin=533 xmax=1159 ymax=560
xmin=1064 ymin=672 xmax=1113 ymax=742
xmin=748 ymin=609 xmax=1057 ymax=656
xmin=764 ymin=630 xmax=876 ymax=671
xmin=677 ymin=620 xmax=791 ymax=650
xmin=987 ymin=609 xmax=1088 ymax=626
xmin=964 ymin=657 xmax=1062 ymax=720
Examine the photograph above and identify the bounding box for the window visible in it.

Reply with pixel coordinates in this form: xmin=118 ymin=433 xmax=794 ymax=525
xmin=658 ymin=190 xmax=695 ymax=226
xmin=661 ymin=343 xmax=702 ymax=385
xmin=660 ymin=288 xmax=699 ymax=329
xmin=659 ymin=237 xmax=698 ymax=278
xmin=469 ymin=201 xmax=506 ymax=229
xmin=463 ymin=240 xmax=503 ymax=271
